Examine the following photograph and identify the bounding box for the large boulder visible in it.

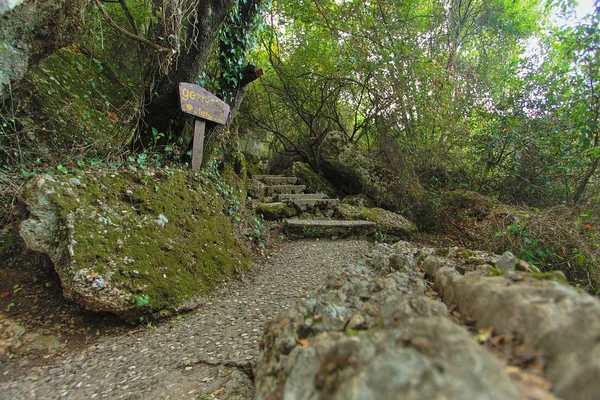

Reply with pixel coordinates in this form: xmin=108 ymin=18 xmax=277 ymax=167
xmin=19 ymin=170 xmax=250 ymax=323
xmin=254 ymin=242 xmax=521 ymax=399
xmin=317 ymin=131 xmax=417 ymax=212
xmin=1 ymin=0 xmax=88 ymax=95
xmin=288 ymin=161 xmax=337 ymax=198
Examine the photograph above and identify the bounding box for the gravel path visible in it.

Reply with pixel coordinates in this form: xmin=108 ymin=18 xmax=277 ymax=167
xmin=1 ymin=239 xmax=372 ymax=399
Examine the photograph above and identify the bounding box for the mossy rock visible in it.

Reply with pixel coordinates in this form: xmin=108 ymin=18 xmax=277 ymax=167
xmin=256 ymin=202 xmax=297 ymax=220
xmin=337 ymin=203 xmax=417 ymax=240
xmin=317 ymin=131 xmax=419 ymax=212
xmin=20 ymin=170 xmax=250 ymax=323
xmin=289 ymin=162 xmax=337 ymax=198
xmin=5 ymin=46 xmax=134 ymax=165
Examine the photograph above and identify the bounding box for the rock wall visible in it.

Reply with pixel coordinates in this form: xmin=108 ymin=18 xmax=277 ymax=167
xmin=255 ymin=241 xmax=600 ymax=399
xmin=19 ymin=170 xmax=250 ymax=323
xmin=0 ymin=0 xmax=88 ymax=95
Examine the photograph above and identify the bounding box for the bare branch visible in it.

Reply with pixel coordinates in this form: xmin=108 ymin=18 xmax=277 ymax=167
xmin=93 ymin=0 xmax=172 ymax=53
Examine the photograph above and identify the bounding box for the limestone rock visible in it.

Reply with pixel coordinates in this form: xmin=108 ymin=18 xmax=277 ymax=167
xmin=19 ymin=171 xmax=250 ymax=323
xmin=254 ymin=242 xmax=520 ymax=400
xmin=317 ymin=131 xmax=417 ymax=211
xmin=337 ymin=203 xmax=417 ymax=240
xmin=424 ymin=252 xmax=600 ymax=400
xmin=289 ymin=161 xmax=337 ymax=198
xmin=494 ymin=251 xmax=518 ymax=272
xmin=247 ymin=179 xmax=267 ymax=200
xmin=256 ymin=202 xmax=297 ymax=219
xmin=0 ymin=0 xmax=88 ymax=95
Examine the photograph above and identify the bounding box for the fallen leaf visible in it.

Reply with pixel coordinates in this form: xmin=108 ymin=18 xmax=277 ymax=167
xmin=220 ymin=369 xmax=232 ymax=377
xmin=490 ymin=334 xmax=505 ymax=346
xmin=505 ymin=365 xmax=521 ymax=374
xmin=212 ymin=388 xmax=224 ymax=396
xmin=107 ymin=111 xmax=118 ymax=122
xmin=296 ymin=339 xmax=309 ymax=347
xmin=475 ymin=326 xmax=494 ymax=343
xmin=1 ymin=292 xmax=9 ymax=297
xmin=185 ymin=366 xmax=193 ymax=371
xmin=202 ymin=376 xmax=215 ymax=383
xmin=508 ymin=368 xmax=552 ymax=390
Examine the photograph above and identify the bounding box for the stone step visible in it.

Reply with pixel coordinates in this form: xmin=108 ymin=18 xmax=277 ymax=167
xmin=290 ymin=198 xmax=340 ymax=211
xmin=254 ymin=175 xmax=297 ymax=186
xmin=265 ymin=185 xmax=306 ymax=196
xmin=275 ymin=193 xmax=328 ymax=201
xmin=256 ymin=202 xmax=297 ymax=220
xmin=284 ymin=219 xmax=376 ymax=239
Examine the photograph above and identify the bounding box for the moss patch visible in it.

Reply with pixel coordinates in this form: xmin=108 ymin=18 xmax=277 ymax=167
xmin=22 ymin=169 xmax=250 ymax=322
xmin=337 ymin=203 xmax=416 ymax=240
xmin=256 ymin=202 xmax=297 ymax=220
xmin=3 ymin=46 xmax=134 ymax=166
xmin=289 ymin=162 xmax=337 ymax=198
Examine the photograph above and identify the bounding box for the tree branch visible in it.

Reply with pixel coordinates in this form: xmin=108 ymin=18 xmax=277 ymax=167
xmin=117 ymin=0 xmax=139 ymax=36
xmin=94 ymin=0 xmax=171 ymax=52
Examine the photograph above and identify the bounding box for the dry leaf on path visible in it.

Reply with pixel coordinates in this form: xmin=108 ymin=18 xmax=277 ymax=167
xmin=475 ymin=326 xmax=494 ymax=343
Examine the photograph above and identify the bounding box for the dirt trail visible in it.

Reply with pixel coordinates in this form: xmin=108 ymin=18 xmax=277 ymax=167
xmin=0 ymin=239 xmax=373 ymax=399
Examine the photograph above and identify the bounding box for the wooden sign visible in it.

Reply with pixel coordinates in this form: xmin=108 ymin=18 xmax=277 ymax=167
xmin=178 ymin=83 xmax=230 ymax=170
xmin=179 ymin=83 xmax=230 ymax=124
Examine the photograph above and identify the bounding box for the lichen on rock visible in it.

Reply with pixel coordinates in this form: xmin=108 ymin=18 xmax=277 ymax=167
xmin=19 ymin=169 xmax=250 ymax=323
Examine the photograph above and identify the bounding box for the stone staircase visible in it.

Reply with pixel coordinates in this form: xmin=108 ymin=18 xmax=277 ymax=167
xmin=252 ymin=174 xmax=376 ymax=239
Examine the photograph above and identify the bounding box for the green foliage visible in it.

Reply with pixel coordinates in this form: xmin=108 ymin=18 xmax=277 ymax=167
xmin=487 ymin=205 xmax=600 ymax=292
xmin=195 ymin=0 xmax=271 ymax=101
xmin=241 ymin=0 xmax=548 ymax=187
xmin=494 ymin=212 xmax=558 ymax=266
xmin=413 ymin=190 xmax=443 ymax=233
xmin=302 ymin=226 xmax=324 ymax=238
xmin=135 ymin=294 xmax=150 ymax=308
xmin=248 ymin=215 xmax=267 ymax=247
xmin=0 ymin=230 xmax=15 ymax=255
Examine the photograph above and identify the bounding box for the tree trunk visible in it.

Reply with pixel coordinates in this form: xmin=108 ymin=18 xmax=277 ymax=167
xmin=137 ymin=0 xmax=263 ymax=167
xmin=0 ymin=0 xmax=89 ymax=97
xmin=136 ymin=0 xmax=235 ymax=150
xmin=573 ymin=157 xmax=599 ymax=204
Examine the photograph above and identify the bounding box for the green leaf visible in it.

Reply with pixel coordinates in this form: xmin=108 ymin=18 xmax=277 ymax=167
xmin=136 ymin=295 xmax=150 ymax=308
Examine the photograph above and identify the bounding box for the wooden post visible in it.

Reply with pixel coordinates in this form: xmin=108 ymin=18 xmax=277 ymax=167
xmin=178 ymin=83 xmax=231 ymax=171
xmin=191 ymin=119 xmax=206 ymax=170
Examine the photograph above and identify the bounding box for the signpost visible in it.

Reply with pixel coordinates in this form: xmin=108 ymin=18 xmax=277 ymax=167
xmin=178 ymin=83 xmax=230 ymax=170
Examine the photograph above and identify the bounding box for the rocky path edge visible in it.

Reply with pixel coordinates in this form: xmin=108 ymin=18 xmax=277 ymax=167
xmin=0 ymin=239 xmax=373 ymax=399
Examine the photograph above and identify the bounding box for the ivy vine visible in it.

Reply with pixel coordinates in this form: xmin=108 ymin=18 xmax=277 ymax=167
xmin=215 ymin=0 xmax=269 ymax=100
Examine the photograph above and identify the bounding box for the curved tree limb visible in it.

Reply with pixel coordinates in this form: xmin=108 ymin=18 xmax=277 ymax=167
xmin=93 ymin=0 xmax=172 ymax=53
